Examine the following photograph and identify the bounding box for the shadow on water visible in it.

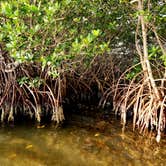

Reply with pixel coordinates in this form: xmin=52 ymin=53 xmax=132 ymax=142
xmin=0 ymin=114 xmax=165 ymax=166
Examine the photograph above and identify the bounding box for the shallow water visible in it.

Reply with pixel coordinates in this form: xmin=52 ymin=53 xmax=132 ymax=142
xmin=0 ymin=118 xmax=165 ymax=166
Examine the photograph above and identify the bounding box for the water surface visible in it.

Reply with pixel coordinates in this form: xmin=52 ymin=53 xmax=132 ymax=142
xmin=0 ymin=118 xmax=165 ymax=166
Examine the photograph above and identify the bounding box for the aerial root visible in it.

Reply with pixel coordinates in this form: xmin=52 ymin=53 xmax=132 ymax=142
xmin=8 ymin=106 xmax=14 ymax=122
xmin=51 ymin=106 xmax=64 ymax=123
xmin=113 ymin=77 xmax=166 ymax=142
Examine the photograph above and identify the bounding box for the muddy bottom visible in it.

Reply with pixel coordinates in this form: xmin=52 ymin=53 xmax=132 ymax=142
xmin=0 ymin=115 xmax=165 ymax=166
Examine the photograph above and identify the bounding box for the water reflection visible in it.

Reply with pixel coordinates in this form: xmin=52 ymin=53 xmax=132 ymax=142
xmin=0 ymin=120 xmax=165 ymax=166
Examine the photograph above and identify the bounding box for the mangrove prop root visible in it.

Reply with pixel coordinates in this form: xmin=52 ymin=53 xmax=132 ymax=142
xmin=8 ymin=107 xmax=14 ymax=122
xmin=51 ymin=106 xmax=64 ymax=123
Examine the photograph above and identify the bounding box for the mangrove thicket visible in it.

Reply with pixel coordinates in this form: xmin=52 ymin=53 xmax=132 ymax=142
xmin=0 ymin=0 xmax=166 ymax=141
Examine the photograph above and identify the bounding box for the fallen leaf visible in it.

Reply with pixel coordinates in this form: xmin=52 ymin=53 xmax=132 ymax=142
xmin=37 ymin=125 xmax=45 ymax=129
xmin=94 ymin=133 xmax=100 ymax=137
xmin=25 ymin=144 xmax=33 ymax=149
xmin=8 ymin=153 xmax=17 ymax=159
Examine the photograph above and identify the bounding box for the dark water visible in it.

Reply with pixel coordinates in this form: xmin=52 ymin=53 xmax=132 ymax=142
xmin=0 ymin=117 xmax=165 ymax=166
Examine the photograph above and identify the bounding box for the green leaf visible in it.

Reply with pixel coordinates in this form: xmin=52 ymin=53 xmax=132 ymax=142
xmin=92 ymin=29 xmax=100 ymax=37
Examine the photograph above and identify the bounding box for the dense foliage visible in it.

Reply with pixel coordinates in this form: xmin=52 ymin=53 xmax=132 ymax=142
xmin=0 ymin=0 xmax=133 ymax=75
xmin=0 ymin=0 xmax=165 ymax=71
